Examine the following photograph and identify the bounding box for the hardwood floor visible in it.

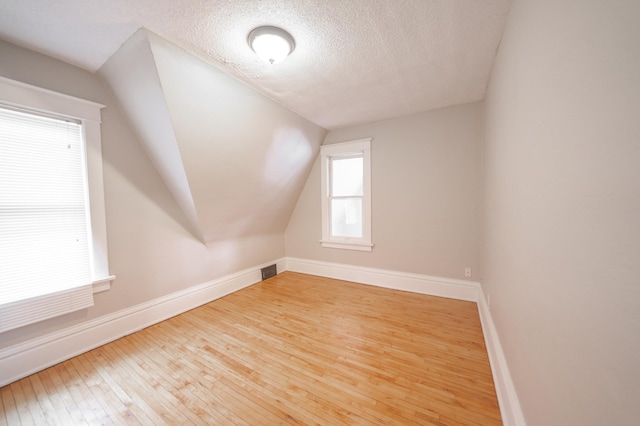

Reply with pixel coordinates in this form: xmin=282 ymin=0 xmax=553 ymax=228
xmin=0 ymin=272 xmax=501 ymax=425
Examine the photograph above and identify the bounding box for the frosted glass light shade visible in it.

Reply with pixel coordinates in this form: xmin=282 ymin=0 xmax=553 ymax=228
xmin=248 ymin=26 xmax=295 ymax=64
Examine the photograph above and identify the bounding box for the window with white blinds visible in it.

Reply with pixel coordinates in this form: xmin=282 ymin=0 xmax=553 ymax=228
xmin=0 ymin=76 xmax=113 ymax=334
xmin=0 ymin=106 xmax=94 ymax=331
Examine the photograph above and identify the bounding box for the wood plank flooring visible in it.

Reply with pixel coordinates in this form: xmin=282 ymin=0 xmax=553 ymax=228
xmin=0 ymin=272 xmax=501 ymax=425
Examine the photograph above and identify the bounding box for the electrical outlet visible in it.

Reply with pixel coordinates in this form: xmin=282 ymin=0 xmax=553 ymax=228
xmin=464 ymin=267 xmax=472 ymax=278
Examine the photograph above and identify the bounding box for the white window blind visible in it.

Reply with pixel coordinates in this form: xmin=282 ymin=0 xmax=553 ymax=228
xmin=0 ymin=106 xmax=94 ymax=332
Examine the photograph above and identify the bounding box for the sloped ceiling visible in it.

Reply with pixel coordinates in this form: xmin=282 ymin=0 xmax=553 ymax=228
xmin=0 ymin=0 xmax=512 ymax=244
xmin=0 ymin=0 xmax=512 ymax=129
xmin=101 ymin=30 xmax=326 ymax=242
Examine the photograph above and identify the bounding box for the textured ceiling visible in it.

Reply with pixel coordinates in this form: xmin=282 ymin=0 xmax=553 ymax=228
xmin=0 ymin=0 xmax=511 ymax=129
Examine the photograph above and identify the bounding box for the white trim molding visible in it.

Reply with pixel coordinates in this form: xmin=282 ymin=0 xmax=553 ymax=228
xmin=0 ymin=258 xmax=286 ymax=387
xmin=0 ymin=76 xmax=104 ymax=122
xmin=477 ymin=290 xmax=528 ymax=426
xmin=92 ymin=275 xmax=116 ymax=294
xmin=318 ymin=240 xmax=374 ymax=251
xmin=320 ymin=138 xmax=373 ymax=252
xmin=0 ymin=254 xmax=525 ymax=426
xmin=0 ymin=76 xmax=114 ymax=332
xmin=284 ymin=256 xmax=526 ymax=425
xmin=285 ymin=257 xmax=480 ymax=302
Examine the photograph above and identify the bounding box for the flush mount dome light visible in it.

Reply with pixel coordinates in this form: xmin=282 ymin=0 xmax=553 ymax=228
xmin=248 ymin=26 xmax=295 ymax=65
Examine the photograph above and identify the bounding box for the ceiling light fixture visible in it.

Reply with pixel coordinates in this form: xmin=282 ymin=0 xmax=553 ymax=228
xmin=248 ymin=26 xmax=295 ymax=65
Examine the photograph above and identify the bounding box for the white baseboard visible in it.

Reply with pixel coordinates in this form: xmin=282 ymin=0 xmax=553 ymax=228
xmin=2 ymin=255 xmax=525 ymax=426
xmin=477 ymin=290 xmax=527 ymax=426
xmin=284 ymin=257 xmax=480 ymax=302
xmin=284 ymin=256 xmax=525 ymax=425
xmin=0 ymin=257 xmax=286 ymax=387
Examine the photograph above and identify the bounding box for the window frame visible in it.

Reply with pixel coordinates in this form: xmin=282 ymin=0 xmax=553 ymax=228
xmin=0 ymin=77 xmax=114 ymax=294
xmin=320 ymin=138 xmax=373 ymax=251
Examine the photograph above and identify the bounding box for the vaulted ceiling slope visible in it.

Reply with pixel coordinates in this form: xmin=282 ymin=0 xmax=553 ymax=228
xmin=1 ymin=1 xmax=511 ymax=243
xmin=100 ymin=29 xmax=327 ymax=242
xmin=0 ymin=0 xmax=512 ymax=129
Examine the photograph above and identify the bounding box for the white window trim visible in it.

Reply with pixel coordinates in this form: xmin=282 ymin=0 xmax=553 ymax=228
xmin=320 ymin=138 xmax=373 ymax=251
xmin=0 ymin=76 xmax=115 ymax=294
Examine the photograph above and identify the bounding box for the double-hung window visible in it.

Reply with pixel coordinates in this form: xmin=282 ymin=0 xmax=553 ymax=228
xmin=0 ymin=77 xmax=113 ymax=333
xmin=320 ymin=138 xmax=372 ymax=251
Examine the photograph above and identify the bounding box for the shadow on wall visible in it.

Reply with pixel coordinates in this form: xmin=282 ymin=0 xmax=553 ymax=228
xmin=99 ymin=99 xmax=202 ymax=241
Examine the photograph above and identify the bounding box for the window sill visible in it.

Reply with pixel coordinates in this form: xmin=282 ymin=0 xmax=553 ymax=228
xmin=92 ymin=275 xmax=116 ymax=294
xmin=320 ymin=240 xmax=373 ymax=252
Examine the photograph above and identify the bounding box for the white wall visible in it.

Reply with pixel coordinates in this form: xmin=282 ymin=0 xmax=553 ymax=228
xmin=0 ymin=40 xmax=285 ymax=349
xmin=100 ymin=30 xmax=327 ymax=243
xmin=482 ymin=0 xmax=640 ymax=424
xmin=286 ymin=103 xmax=482 ymax=280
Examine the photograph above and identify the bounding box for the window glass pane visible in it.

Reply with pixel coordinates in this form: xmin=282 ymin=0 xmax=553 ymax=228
xmin=331 ymin=156 xmax=363 ymax=196
xmin=331 ymin=197 xmax=362 ymax=238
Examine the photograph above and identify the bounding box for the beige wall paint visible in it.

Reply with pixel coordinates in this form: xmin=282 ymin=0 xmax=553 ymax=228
xmin=99 ymin=30 xmax=203 ymax=242
xmin=286 ymin=103 xmax=483 ymax=280
xmin=100 ymin=30 xmax=327 ymax=243
xmin=482 ymin=0 xmax=640 ymax=424
xmin=0 ymin=40 xmax=285 ymax=349
xmin=148 ymin=31 xmax=327 ymax=242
